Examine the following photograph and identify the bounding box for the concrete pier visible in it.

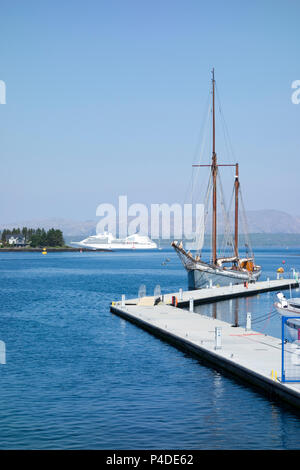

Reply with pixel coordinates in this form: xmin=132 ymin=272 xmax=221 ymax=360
xmin=123 ymin=278 xmax=299 ymax=308
xmin=111 ymin=278 xmax=300 ymax=410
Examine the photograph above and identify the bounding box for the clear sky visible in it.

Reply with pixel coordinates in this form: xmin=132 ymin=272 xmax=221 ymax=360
xmin=0 ymin=0 xmax=299 ymax=223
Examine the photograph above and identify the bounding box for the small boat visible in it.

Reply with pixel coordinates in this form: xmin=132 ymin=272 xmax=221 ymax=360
xmin=274 ymin=292 xmax=300 ymax=344
xmin=274 ymin=293 xmax=300 ymax=342
xmin=274 ymin=292 xmax=300 ymax=316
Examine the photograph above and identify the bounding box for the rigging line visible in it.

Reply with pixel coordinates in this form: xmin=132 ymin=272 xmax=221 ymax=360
xmin=221 ymin=186 xmax=235 ymax=258
xmin=188 ymin=172 xmax=212 ymax=254
xmin=252 ymin=309 xmax=278 ymax=321
xmin=252 ymin=311 xmax=278 ymax=330
xmin=251 ymin=309 xmax=278 ymax=323
xmin=222 ymin=180 xmax=235 ymax=245
xmin=184 ymin=91 xmax=211 ymax=206
xmin=215 ymin=82 xmax=237 ymax=163
xmin=217 ymin=176 xmax=230 ymax=256
xmin=217 ymin=173 xmax=234 ymax=257
xmin=251 ymin=313 xmax=279 ymax=325
xmin=196 ymin=173 xmax=212 ymax=257
xmin=239 ymin=185 xmax=254 ymax=258
xmin=197 ymin=172 xmax=213 ymax=257
xmin=192 ymin=91 xmax=211 ymax=164
xmin=191 ymin=86 xmax=216 ymax=203
xmin=190 ymin=98 xmax=212 ymax=207
xmin=203 ymin=178 xmax=212 ymax=222
xmin=214 ymin=82 xmax=240 ymax=258
xmin=215 ymin=88 xmax=232 ymax=164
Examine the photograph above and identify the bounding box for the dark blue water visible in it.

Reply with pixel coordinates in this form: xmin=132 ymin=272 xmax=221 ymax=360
xmin=0 ymin=248 xmax=299 ymax=449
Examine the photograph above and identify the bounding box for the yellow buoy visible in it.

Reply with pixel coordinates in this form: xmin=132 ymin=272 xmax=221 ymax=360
xmin=42 ymin=249 xmax=47 ymax=255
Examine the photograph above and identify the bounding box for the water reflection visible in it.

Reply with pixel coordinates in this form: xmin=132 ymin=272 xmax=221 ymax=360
xmin=189 ymin=291 xmax=282 ymax=338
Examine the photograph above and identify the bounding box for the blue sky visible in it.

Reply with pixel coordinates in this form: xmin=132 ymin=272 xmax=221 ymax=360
xmin=0 ymin=0 xmax=299 ymax=222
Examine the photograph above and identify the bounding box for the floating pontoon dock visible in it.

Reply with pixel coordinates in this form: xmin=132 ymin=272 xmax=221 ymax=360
xmin=122 ymin=278 xmax=299 ymax=308
xmin=110 ymin=278 xmax=300 ymax=410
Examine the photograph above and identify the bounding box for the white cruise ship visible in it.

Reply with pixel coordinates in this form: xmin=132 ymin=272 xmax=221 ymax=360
xmin=71 ymin=232 xmax=157 ymax=251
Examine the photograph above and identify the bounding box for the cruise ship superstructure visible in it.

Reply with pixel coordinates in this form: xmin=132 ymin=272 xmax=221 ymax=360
xmin=71 ymin=232 xmax=157 ymax=251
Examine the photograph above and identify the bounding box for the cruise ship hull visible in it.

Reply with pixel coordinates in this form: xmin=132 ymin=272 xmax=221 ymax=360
xmin=74 ymin=242 xmax=157 ymax=251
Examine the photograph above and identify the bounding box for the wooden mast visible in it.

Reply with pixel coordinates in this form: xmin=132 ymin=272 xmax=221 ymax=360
xmin=212 ymin=68 xmax=217 ymax=265
xmin=193 ymin=70 xmax=238 ymax=266
xmin=234 ymin=163 xmax=239 ymax=259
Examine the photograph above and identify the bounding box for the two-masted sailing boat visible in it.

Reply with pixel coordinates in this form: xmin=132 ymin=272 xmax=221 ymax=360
xmin=172 ymin=70 xmax=261 ymax=289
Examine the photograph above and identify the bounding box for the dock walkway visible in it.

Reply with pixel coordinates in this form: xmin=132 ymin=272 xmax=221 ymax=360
xmin=124 ymin=278 xmax=299 ymax=307
xmin=111 ymin=278 xmax=300 ymax=410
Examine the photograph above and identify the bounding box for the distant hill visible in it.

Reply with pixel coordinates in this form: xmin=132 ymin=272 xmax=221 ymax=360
xmin=1 ymin=209 xmax=300 ymax=242
xmin=245 ymin=210 xmax=300 ymax=234
xmin=201 ymin=210 xmax=300 ymax=234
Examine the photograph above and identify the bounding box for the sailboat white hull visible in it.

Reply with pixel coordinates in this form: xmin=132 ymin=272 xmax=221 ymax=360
xmin=188 ymin=264 xmax=261 ymax=289
xmin=172 ymin=241 xmax=261 ymax=289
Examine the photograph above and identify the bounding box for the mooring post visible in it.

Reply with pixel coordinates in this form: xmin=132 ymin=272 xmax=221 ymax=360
xmin=233 ymin=300 xmax=239 ymax=327
xmin=215 ymin=327 xmax=221 ymax=350
xmin=189 ymin=297 xmax=194 ymax=312
xmin=246 ymin=312 xmax=251 ymax=331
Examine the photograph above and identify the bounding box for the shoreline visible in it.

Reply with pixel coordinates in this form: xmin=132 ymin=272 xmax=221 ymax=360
xmin=0 ymin=247 xmax=112 ymax=252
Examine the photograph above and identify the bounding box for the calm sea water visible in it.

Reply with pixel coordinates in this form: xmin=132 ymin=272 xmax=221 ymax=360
xmin=0 ymin=248 xmax=299 ymax=449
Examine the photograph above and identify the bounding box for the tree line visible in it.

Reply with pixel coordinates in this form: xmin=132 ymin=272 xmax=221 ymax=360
xmin=1 ymin=227 xmax=65 ymax=247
